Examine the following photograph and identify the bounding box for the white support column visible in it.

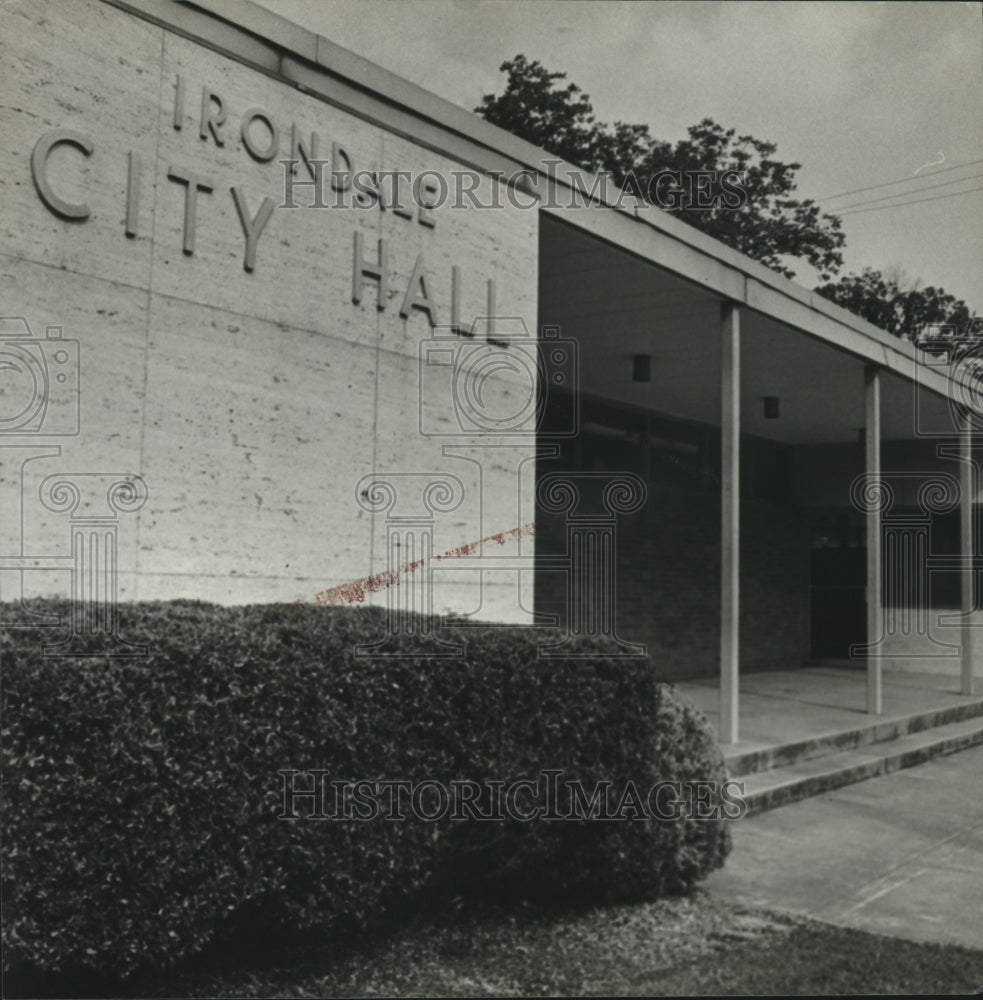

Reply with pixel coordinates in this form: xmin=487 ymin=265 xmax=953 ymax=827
xmin=720 ymin=303 xmax=740 ymax=744
xmin=865 ymin=366 xmax=883 ymax=714
xmin=960 ymin=412 xmax=976 ymax=695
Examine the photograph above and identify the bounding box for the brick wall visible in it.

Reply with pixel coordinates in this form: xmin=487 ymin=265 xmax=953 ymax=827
xmin=535 ymin=475 xmax=811 ymax=680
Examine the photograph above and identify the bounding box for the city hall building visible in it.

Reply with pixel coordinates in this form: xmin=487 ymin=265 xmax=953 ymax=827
xmin=1 ymin=0 xmax=979 ymax=741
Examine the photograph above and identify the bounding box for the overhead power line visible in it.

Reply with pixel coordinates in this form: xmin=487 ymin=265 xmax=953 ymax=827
xmin=818 ymin=157 xmax=983 ymax=202
xmin=838 ymin=185 xmax=983 ymax=217
xmin=835 ymin=172 xmax=983 ymax=212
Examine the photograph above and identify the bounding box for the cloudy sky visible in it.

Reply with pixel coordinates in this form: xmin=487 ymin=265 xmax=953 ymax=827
xmin=254 ymin=0 xmax=982 ymax=312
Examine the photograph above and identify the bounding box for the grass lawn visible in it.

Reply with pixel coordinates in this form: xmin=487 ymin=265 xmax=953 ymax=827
xmin=90 ymin=891 xmax=983 ymax=998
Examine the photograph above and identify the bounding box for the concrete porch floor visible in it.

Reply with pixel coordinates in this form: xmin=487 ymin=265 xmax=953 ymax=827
xmin=677 ymin=666 xmax=983 ymax=760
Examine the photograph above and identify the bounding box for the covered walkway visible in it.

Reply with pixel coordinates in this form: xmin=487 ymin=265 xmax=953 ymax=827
xmin=539 ymin=208 xmax=981 ymax=741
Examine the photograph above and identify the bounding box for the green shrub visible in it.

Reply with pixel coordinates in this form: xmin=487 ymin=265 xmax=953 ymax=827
xmin=1 ymin=599 xmax=731 ymax=978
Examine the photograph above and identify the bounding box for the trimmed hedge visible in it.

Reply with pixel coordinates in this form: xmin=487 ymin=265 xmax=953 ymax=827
xmin=1 ymin=600 xmax=731 ymax=978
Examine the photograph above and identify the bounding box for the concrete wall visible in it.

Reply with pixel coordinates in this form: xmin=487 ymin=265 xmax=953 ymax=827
xmin=0 ymin=0 xmax=539 ymax=620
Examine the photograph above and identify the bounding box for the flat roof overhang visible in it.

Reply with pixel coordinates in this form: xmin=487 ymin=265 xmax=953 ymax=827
xmin=539 ymin=213 xmax=962 ymax=447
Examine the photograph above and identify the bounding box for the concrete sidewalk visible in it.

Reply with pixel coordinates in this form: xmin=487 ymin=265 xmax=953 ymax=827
xmin=678 ymin=666 xmax=982 ymax=760
xmin=704 ymin=743 xmax=983 ymax=950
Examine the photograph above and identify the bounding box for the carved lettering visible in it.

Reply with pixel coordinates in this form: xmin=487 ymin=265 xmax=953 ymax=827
xmin=31 ymin=129 xmax=93 ymax=220
xmin=167 ymin=166 xmax=213 ymax=254
xmin=27 ymin=74 xmax=510 ymax=321
xmin=332 ymin=141 xmax=352 ymax=192
xmin=125 ymin=151 xmax=141 ymax=237
xmin=399 ymin=254 xmax=438 ymax=326
xmin=290 ymin=123 xmax=319 ymax=179
xmin=173 ymin=74 xmax=185 ymax=130
xmin=378 ymin=170 xmax=413 ymax=219
xmin=413 ymin=171 xmax=444 ymax=229
xmin=241 ymin=107 xmax=278 ymax=162
xmin=352 ymin=231 xmax=388 ymax=311
xmin=199 ymin=88 xmax=226 ymax=146
xmin=230 ymin=186 xmax=274 ymax=272
xmin=450 ymin=265 xmax=468 ymax=336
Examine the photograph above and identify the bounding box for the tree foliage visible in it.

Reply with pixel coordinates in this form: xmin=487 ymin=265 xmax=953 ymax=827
xmin=815 ymin=267 xmax=980 ymax=341
xmin=476 ymin=55 xmax=981 ymax=339
xmin=476 ymin=55 xmax=845 ymax=280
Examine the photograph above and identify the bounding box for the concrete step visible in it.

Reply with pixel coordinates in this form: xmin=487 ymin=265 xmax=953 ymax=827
xmin=737 ymin=715 xmax=983 ymax=816
xmin=726 ymin=695 xmax=983 ymax=778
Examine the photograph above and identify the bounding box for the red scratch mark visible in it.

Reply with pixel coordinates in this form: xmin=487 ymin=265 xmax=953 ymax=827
xmin=310 ymin=522 xmax=536 ymax=606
